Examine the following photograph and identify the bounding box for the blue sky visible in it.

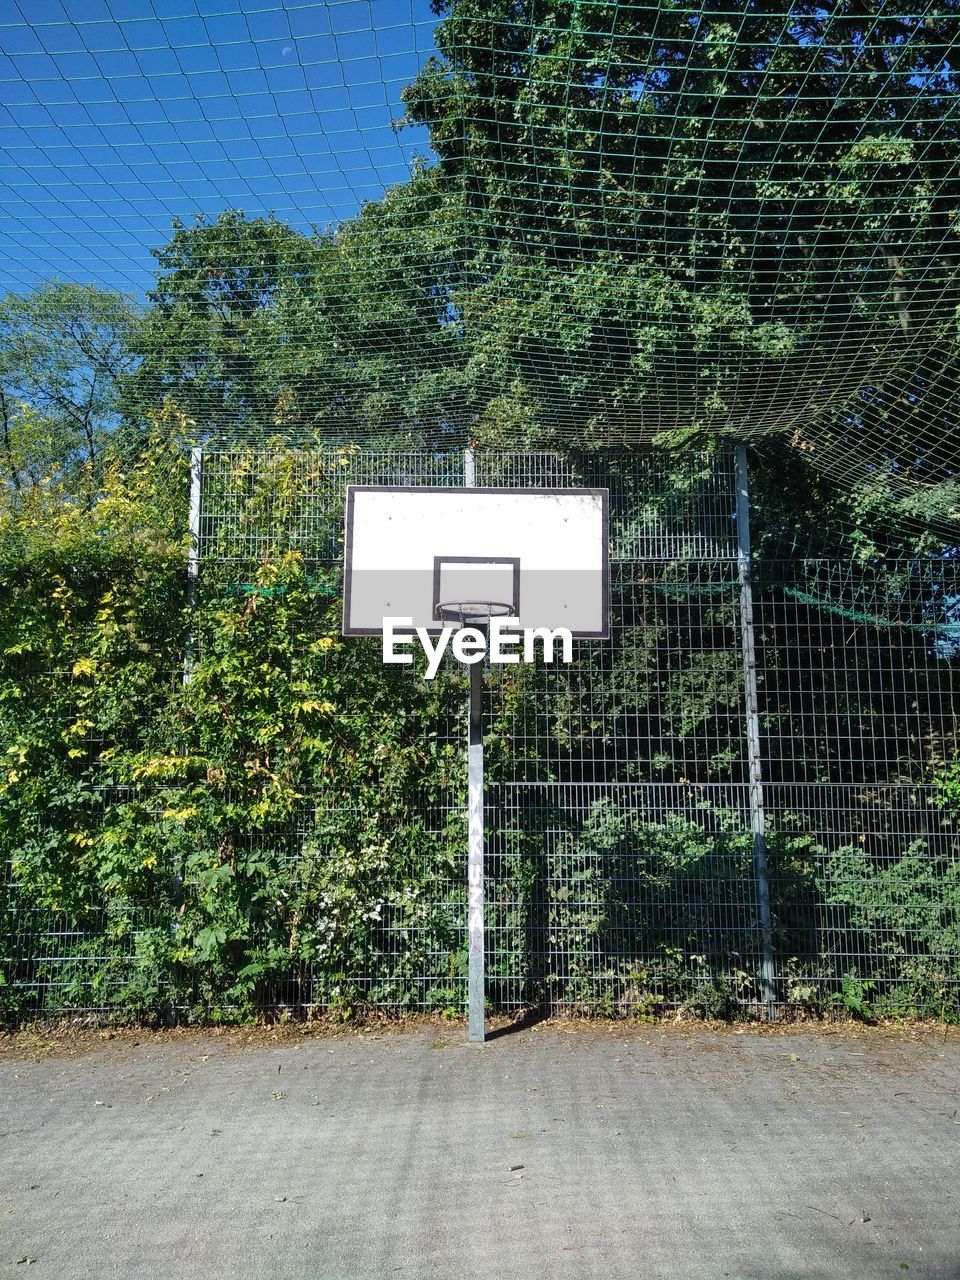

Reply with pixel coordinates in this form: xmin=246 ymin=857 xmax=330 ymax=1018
xmin=0 ymin=0 xmax=438 ymax=297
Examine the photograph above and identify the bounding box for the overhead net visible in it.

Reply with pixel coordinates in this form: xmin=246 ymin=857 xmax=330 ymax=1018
xmin=0 ymin=2 xmax=957 ymax=530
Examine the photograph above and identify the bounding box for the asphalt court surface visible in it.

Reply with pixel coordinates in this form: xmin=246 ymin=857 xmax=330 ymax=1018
xmin=2 ymin=1020 xmax=958 ymax=1279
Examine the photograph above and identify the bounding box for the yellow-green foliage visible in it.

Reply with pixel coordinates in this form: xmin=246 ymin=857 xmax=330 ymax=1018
xmin=0 ymin=428 xmax=465 ymax=1020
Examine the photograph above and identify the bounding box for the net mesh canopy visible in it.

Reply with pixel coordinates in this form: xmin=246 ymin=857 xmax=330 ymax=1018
xmin=0 ymin=2 xmax=958 ymax=523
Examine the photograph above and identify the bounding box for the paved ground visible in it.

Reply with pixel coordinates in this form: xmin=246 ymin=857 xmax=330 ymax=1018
xmin=1 ymin=1019 xmax=958 ymax=1280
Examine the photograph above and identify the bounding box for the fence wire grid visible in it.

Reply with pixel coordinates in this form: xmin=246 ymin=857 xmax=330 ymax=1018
xmin=3 ymin=447 xmax=959 ymax=1020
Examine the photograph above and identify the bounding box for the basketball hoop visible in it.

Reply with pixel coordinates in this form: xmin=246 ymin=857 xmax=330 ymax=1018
xmin=434 ymin=600 xmax=515 ymax=628
xmin=341 ymin=487 xmax=608 ymax=638
xmin=341 ymin=482 xmax=610 ymax=1046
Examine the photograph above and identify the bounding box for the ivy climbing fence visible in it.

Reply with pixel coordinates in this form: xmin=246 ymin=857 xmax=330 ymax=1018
xmin=2 ymin=446 xmax=959 ymax=1021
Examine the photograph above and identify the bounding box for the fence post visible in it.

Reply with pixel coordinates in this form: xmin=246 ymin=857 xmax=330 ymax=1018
xmin=183 ymin=446 xmax=202 ymax=685
xmin=735 ymin=445 xmax=777 ymax=1014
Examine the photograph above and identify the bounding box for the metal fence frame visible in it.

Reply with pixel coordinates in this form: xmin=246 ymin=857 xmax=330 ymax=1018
xmin=3 ymin=444 xmax=958 ymax=1019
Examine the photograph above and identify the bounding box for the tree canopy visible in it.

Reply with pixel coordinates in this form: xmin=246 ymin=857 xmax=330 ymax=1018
xmin=400 ymin=0 xmax=960 ymax=497
xmin=0 ymin=284 xmax=140 ymax=490
xmin=1 ymin=1 xmax=958 ymax=535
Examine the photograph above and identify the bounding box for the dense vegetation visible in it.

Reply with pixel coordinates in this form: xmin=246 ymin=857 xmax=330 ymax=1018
xmin=0 ymin=1 xmax=957 ymax=1022
xmin=0 ymin=429 xmax=956 ymax=1022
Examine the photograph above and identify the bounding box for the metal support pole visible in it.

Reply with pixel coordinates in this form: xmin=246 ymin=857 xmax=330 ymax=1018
xmin=735 ymin=445 xmax=777 ymax=1014
xmin=467 ymin=657 xmax=485 ymax=1042
xmin=183 ymin=446 xmax=202 ymax=686
xmin=463 ymin=442 xmax=485 ymax=1041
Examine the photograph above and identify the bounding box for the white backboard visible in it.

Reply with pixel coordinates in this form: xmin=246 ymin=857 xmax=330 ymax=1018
xmin=342 ymin=486 xmax=609 ymax=636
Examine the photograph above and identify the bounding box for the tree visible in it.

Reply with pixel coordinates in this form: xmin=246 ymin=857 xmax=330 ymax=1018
xmin=127 ymin=211 xmax=325 ymax=436
xmin=0 ymin=283 xmax=140 ymax=489
xmin=401 ymin=1 xmax=960 ymax=494
xmin=128 ymin=175 xmax=475 ymax=446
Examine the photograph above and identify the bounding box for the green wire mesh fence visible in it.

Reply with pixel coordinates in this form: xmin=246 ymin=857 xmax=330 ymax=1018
xmin=2 ymin=445 xmax=957 ymax=1021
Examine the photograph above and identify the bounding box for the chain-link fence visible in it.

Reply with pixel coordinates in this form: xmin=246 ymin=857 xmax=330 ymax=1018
xmin=3 ymin=447 xmax=958 ymax=1019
